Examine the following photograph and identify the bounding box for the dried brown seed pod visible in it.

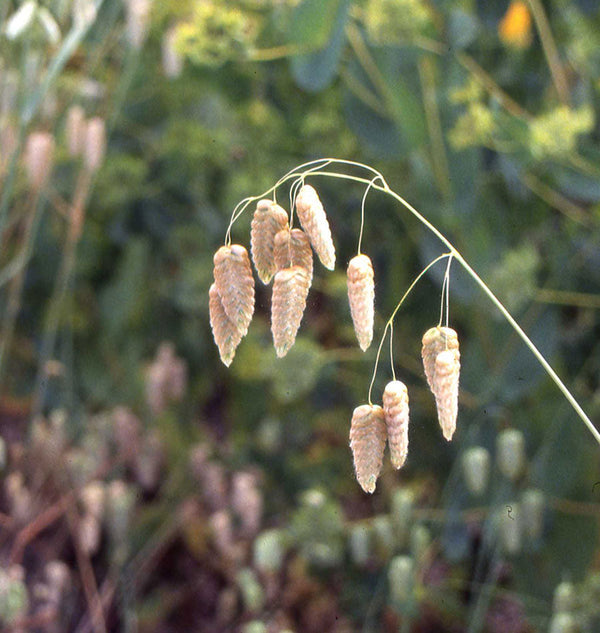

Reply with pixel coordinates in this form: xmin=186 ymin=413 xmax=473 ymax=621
xmin=209 ymin=284 xmax=243 ymax=366
xmin=271 ymin=266 xmax=310 ymax=357
xmin=421 ymin=326 xmax=459 ymax=391
xmin=349 ymin=404 xmax=387 ymax=494
xmin=382 ymin=380 xmax=409 ymax=469
xmin=273 ymin=228 xmax=313 ymax=282
xmin=295 ymin=183 xmax=336 ymax=270
xmin=213 ymin=245 xmax=255 ymax=335
xmin=432 ymin=349 xmax=460 ymax=441
xmin=250 ymin=200 xmax=288 ymax=284
xmin=347 ymin=254 xmax=375 ymax=351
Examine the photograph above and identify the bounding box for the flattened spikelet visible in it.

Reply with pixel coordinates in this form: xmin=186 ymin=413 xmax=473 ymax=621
xmin=209 ymin=284 xmax=243 ymax=366
xmin=433 ymin=349 xmax=460 ymax=441
xmin=347 ymin=254 xmax=375 ymax=351
xmin=421 ymin=327 xmax=459 ymax=391
xmin=273 ymin=228 xmax=313 ymax=282
xmin=213 ymin=245 xmax=255 ymax=335
xmin=295 ymin=184 xmax=336 ymax=270
xmin=271 ymin=266 xmax=310 ymax=357
xmin=349 ymin=404 xmax=387 ymax=494
xmin=250 ymin=200 xmax=288 ymax=284
xmin=382 ymin=381 xmax=409 ymax=469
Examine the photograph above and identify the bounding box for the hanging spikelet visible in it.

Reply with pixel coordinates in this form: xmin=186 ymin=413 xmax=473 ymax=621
xmin=295 ymin=184 xmax=336 ymax=270
xmin=421 ymin=326 xmax=459 ymax=391
xmin=213 ymin=245 xmax=255 ymax=335
xmin=250 ymin=200 xmax=288 ymax=284
xmin=349 ymin=404 xmax=387 ymax=494
xmin=421 ymin=327 xmax=460 ymax=440
xmin=432 ymin=349 xmax=460 ymax=441
xmin=209 ymin=284 xmax=243 ymax=367
xmin=382 ymin=380 xmax=410 ymax=469
xmin=271 ymin=266 xmax=310 ymax=357
xmin=273 ymin=228 xmax=313 ymax=282
xmin=347 ymin=254 xmax=375 ymax=351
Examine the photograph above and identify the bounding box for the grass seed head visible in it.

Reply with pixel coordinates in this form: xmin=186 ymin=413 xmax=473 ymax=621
xmin=347 ymin=254 xmax=375 ymax=351
xmin=84 ymin=117 xmax=106 ymax=173
xmin=461 ymin=446 xmax=490 ymax=496
xmin=24 ymin=131 xmax=55 ymax=191
xmin=496 ymin=428 xmax=525 ymax=481
xmin=66 ymin=104 xmax=86 ymax=157
xmin=433 ymin=349 xmax=460 ymax=441
xmin=250 ymin=200 xmax=288 ymax=284
xmin=271 ymin=265 xmax=310 ymax=357
xmin=209 ymin=283 xmax=244 ymax=366
xmin=382 ymin=380 xmax=409 ymax=469
xmin=273 ymin=227 xmax=313 ymax=282
xmin=213 ymin=244 xmax=255 ymax=336
xmin=349 ymin=404 xmax=387 ymax=494
xmin=421 ymin=326 xmax=459 ymax=391
xmin=295 ymin=183 xmax=336 ymax=270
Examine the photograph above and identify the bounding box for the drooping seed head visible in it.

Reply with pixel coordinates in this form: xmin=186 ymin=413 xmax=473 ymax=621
xmin=271 ymin=266 xmax=310 ymax=357
xmin=208 ymin=284 xmax=243 ymax=366
xmin=84 ymin=117 xmax=106 ymax=173
xmin=432 ymin=349 xmax=460 ymax=441
xmin=421 ymin=326 xmax=459 ymax=391
xmin=347 ymin=254 xmax=375 ymax=351
xmin=273 ymin=227 xmax=313 ymax=282
xmin=382 ymin=380 xmax=409 ymax=469
xmin=461 ymin=446 xmax=490 ymax=496
xmin=496 ymin=428 xmax=525 ymax=481
xmin=24 ymin=131 xmax=55 ymax=191
xmin=250 ymin=200 xmax=288 ymax=284
xmin=521 ymin=488 xmax=545 ymax=544
xmin=65 ymin=104 xmax=86 ymax=157
xmin=349 ymin=404 xmax=386 ymax=494
xmin=295 ymin=183 xmax=336 ymax=270
xmin=213 ymin=244 xmax=255 ymax=335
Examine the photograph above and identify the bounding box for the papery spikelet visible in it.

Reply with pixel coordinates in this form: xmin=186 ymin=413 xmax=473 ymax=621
xmin=24 ymin=131 xmax=55 ymax=191
xmin=271 ymin=266 xmax=310 ymax=357
xmin=213 ymin=245 xmax=255 ymax=335
xmin=382 ymin=380 xmax=409 ymax=469
xmin=421 ymin=326 xmax=459 ymax=391
xmin=295 ymin=184 xmax=336 ymax=270
xmin=349 ymin=404 xmax=387 ymax=494
xmin=84 ymin=117 xmax=106 ymax=173
xmin=250 ymin=200 xmax=288 ymax=284
xmin=347 ymin=254 xmax=375 ymax=351
xmin=273 ymin=228 xmax=313 ymax=282
xmin=209 ymin=284 xmax=243 ymax=366
xmin=432 ymin=349 xmax=460 ymax=440
xmin=66 ymin=104 xmax=86 ymax=157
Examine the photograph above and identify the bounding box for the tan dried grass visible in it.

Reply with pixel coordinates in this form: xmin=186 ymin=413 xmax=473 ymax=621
xmin=209 ymin=283 xmax=244 ymax=367
xmin=382 ymin=380 xmax=409 ymax=469
xmin=213 ymin=245 xmax=255 ymax=336
xmin=347 ymin=254 xmax=375 ymax=351
xmin=273 ymin=227 xmax=313 ymax=282
xmin=349 ymin=404 xmax=387 ymax=494
xmin=271 ymin=266 xmax=310 ymax=357
xmin=250 ymin=200 xmax=288 ymax=284
xmin=295 ymin=184 xmax=336 ymax=270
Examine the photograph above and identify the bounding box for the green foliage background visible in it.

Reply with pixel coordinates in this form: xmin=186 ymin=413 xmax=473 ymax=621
xmin=1 ymin=0 xmax=600 ymax=631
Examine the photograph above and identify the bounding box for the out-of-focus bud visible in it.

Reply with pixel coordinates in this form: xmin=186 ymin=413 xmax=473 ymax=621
xmin=253 ymin=529 xmax=285 ymax=574
xmin=553 ymin=581 xmax=576 ymax=614
xmin=0 ymin=122 xmax=18 ymax=172
xmin=134 ymin=430 xmax=164 ymax=491
xmin=236 ymin=568 xmax=265 ymax=613
xmin=5 ymin=472 xmax=33 ymax=523
xmin=72 ymin=0 xmax=98 ymax=30
xmin=231 ymin=471 xmax=263 ymax=538
xmin=4 ymin=1 xmax=37 ymax=41
xmin=84 ymin=116 xmax=106 ymax=172
xmin=81 ymin=481 xmax=105 ymax=518
xmin=521 ymin=488 xmax=545 ymax=544
xmin=210 ymin=510 xmax=235 ymax=559
xmin=496 ymin=429 xmax=525 ymax=481
xmin=548 ymin=612 xmax=577 ymax=633
xmin=146 ymin=342 xmax=188 ymax=415
xmin=349 ymin=523 xmax=371 ymax=567
xmin=388 ymin=555 xmax=414 ymax=607
xmin=24 ymin=131 xmax=55 ymax=191
xmin=106 ymin=480 xmax=135 ymax=545
xmin=390 ymin=488 xmax=414 ymax=547
xmin=372 ymin=516 xmax=394 ymax=558
xmin=37 ymin=7 xmax=61 ymax=45
xmin=499 ymin=502 xmax=521 ymax=555
xmin=0 ymin=565 xmax=29 ymax=625
xmin=410 ymin=523 xmax=431 ymax=565
xmin=78 ymin=513 xmax=101 ymax=555
xmin=162 ymin=26 xmax=183 ymax=78
xmin=124 ymin=0 xmax=152 ymax=50
xmin=0 ymin=436 xmax=6 ymax=471
xmin=112 ymin=406 xmax=141 ymax=464
xmin=44 ymin=560 xmax=70 ymax=607
xmin=65 ymin=105 xmax=86 ymax=157
xmin=461 ymin=446 xmax=490 ymax=496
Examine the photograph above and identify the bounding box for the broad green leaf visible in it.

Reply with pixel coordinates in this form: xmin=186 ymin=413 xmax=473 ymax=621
xmin=288 ymin=0 xmax=344 ymax=49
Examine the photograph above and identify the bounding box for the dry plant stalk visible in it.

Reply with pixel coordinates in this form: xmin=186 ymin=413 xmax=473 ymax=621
xmin=295 ymin=184 xmax=336 ymax=270
xmin=422 ymin=327 xmax=460 ymax=441
xmin=250 ymin=200 xmax=288 ymax=284
xmin=213 ymin=245 xmax=255 ymax=336
xmin=273 ymin=227 xmax=313 ymax=282
xmin=382 ymin=380 xmax=410 ymax=469
xmin=271 ymin=266 xmax=310 ymax=357
xmin=209 ymin=284 xmax=244 ymax=367
xmin=347 ymin=254 xmax=375 ymax=351
xmin=349 ymin=404 xmax=387 ymax=494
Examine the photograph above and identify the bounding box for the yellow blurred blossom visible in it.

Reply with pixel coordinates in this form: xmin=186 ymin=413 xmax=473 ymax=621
xmin=529 ymin=105 xmax=595 ymax=159
xmin=499 ymin=1 xmax=532 ymax=49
